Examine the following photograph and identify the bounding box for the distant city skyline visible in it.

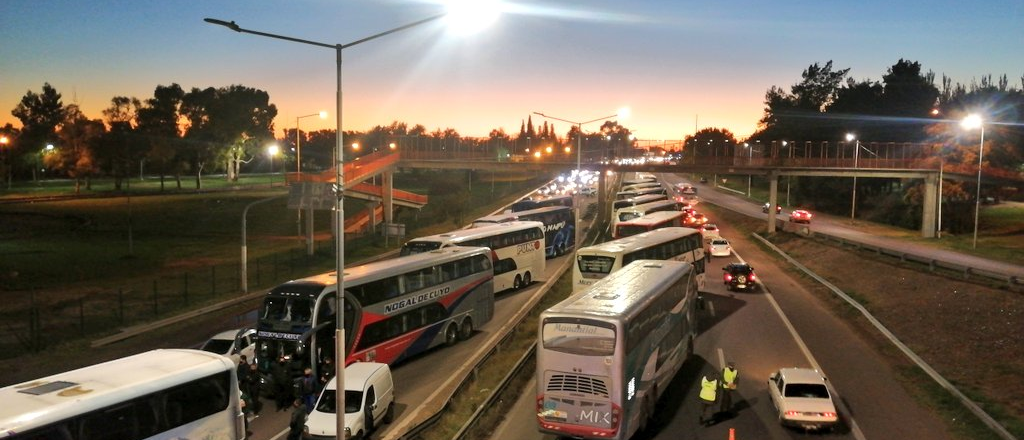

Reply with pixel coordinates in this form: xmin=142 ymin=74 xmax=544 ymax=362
xmin=2 ymin=0 xmax=1022 ymax=142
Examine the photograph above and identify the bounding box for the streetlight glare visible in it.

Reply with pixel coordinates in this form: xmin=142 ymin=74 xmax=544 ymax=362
xmin=845 ymin=133 xmax=856 ymax=142
xmin=267 ymin=144 xmax=279 ymax=156
xmin=962 ymin=114 xmax=983 ymax=130
xmin=617 ymin=106 xmax=631 ymax=120
xmin=318 ymin=111 xmax=328 ymax=119
xmin=445 ymin=0 xmax=502 ymax=36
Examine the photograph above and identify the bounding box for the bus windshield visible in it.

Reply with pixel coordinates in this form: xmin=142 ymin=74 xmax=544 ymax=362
xmin=400 ymin=240 xmax=442 ymax=256
xmin=542 ymin=320 xmax=616 ymax=356
xmin=577 ymin=255 xmax=615 ymax=278
xmin=616 ymin=224 xmax=648 ymax=238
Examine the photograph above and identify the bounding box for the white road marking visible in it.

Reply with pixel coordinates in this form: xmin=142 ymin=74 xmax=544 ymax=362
xmin=717 ymin=347 xmax=726 ymax=371
xmin=735 ymin=250 xmax=867 ymax=440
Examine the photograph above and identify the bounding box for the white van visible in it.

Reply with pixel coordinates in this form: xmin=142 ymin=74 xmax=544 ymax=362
xmin=304 ymin=362 xmax=395 ymax=439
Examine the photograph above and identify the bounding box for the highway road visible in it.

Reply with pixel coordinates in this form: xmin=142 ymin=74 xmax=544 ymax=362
xmin=684 ymin=177 xmax=1023 ymax=279
xmin=489 ymin=173 xmax=954 ymax=440
xmin=241 ymin=180 xmax=608 ymax=440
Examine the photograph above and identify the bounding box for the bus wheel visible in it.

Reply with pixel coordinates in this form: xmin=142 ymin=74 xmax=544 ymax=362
xmin=459 ymin=318 xmax=474 ymax=340
xmin=523 ymin=272 xmax=532 ymax=286
xmin=513 ymin=274 xmax=523 ymax=290
xmin=445 ymin=324 xmax=459 ymax=346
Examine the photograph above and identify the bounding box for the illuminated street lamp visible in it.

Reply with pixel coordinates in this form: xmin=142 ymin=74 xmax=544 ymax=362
xmin=389 ymin=142 xmax=396 ymax=150
xmin=532 ymin=109 xmax=626 ymax=179
xmin=1 ymin=135 xmax=9 ymax=189
xmin=846 ymin=133 xmax=859 ymax=218
xmin=961 ymin=114 xmax=985 ymax=249
xmin=267 ymin=144 xmax=280 ymax=185
xmin=204 ymin=4 xmax=499 ymax=434
xmin=296 ymin=111 xmax=327 ymax=177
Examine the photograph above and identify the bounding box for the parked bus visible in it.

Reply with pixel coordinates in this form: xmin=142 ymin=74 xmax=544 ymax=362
xmin=611 ymin=199 xmax=682 ymax=233
xmin=611 ymin=194 xmax=669 ymax=222
xmin=473 ymin=206 xmax=576 ymax=258
xmin=613 ymin=211 xmax=685 ymax=239
xmin=573 ymin=227 xmax=706 ymax=293
xmin=620 ymin=182 xmax=661 ymax=192
xmin=400 ymin=221 xmax=546 ymax=292
xmin=622 ymin=175 xmax=657 ymax=187
xmin=511 ymin=194 xmax=574 ymax=212
xmin=0 ymin=349 xmax=245 ymax=440
xmin=537 ymin=260 xmax=700 ymax=440
xmin=256 ymin=247 xmax=495 ymax=385
xmin=615 ymin=186 xmax=668 ymax=200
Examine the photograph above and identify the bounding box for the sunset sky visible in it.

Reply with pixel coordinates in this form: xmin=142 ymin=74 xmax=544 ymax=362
xmin=2 ymin=0 xmax=1022 ymax=142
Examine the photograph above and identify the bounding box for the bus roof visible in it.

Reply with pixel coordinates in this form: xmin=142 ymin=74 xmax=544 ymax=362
xmin=276 ymin=246 xmax=492 ymax=291
xmin=577 ymin=227 xmax=699 ymax=256
xmin=615 ymin=199 xmax=679 ymax=215
xmin=616 ymin=210 xmax=684 ymax=226
xmin=546 ymin=260 xmax=691 ymax=319
xmin=0 ymin=349 xmax=233 ymax=432
xmin=406 ymin=221 xmax=544 ymax=245
xmin=475 ymin=205 xmax=572 ymax=224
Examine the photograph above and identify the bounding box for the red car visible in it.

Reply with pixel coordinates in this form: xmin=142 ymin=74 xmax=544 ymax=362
xmin=790 ymin=209 xmax=813 ymax=223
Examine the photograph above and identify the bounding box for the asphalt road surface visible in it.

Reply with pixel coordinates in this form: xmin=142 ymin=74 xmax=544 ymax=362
xmin=489 ymin=173 xmax=954 ymax=440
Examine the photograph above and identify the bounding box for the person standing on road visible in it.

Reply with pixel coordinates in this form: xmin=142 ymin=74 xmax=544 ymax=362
xmin=297 ymin=367 xmax=317 ymax=414
xmin=698 ymin=372 xmax=719 ymax=424
xmin=287 ymin=398 xmax=307 ymax=440
xmin=247 ymin=362 xmax=263 ymax=416
xmin=236 ymin=355 xmax=250 ymax=387
xmin=720 ymin=361 xmax=739 ymax=414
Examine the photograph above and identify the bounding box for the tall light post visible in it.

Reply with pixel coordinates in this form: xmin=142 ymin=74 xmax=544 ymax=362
xmin=296 ymin=111 xmax=328 ymax=177
xmin=846 ymin=133 xmax=859 ymax=218
xmin=744 ymin=142 xmax=753 ymax=197
xmin=533 ymin=110 xmax=622 ymax=179
xmin=267 ymin=144 xmax=280 ymax=185
xmin=0 ymin=135 xmax=9 ymax=189
xmin=961 ymin=114 xmax=985 ymax=249
xmin=204 ymin=7 xmax=496 ymax=434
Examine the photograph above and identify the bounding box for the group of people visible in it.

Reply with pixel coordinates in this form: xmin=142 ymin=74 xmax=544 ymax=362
xmin=240 ymin=354 xmax=337 ymax=440
xmin=698 ymin=361 xmax=740 ymax=426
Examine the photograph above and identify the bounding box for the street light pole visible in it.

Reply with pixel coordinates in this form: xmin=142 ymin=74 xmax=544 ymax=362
xmin=205 ymin=14 xmax=446 ymax=436
xmin=961 ymin=114 xmax=985 ymax=249
xmin=846 ymin=133 xmax=858 ymax=218
xmin=532 ymin=111 xmax=618 ymax=178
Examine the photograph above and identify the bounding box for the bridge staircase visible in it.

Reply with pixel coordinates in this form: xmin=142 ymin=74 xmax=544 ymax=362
xmin=286 ymin=151 xmax=427 ymax=233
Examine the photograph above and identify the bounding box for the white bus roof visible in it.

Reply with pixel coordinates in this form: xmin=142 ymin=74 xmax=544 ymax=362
xmin=0 ymin=349 xmax=234 ymax=432
xmin=547 ymin=260 xmax=691 ymax=318
xmin=614 ymin=199 xmax=679 ymax=215
xmin=616 ymin=210 xmax=684 ymax=226
xmin=283 ymin=246 xmax=492 ymax=289
xmin=474 ymin=205 xmax=572 ymax=224
xmin=406 ymin=221 xmax=544 ymax=245
xmin=577 ymin=227 xmax=699 ymax=256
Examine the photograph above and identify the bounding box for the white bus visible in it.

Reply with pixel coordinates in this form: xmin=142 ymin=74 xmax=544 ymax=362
xmin=611 ymin=199 xmax=682 ymax=233
xmin=537 ymin=260 xmax=699 ymax=440
xmin=401 ymin=221 xmax=546 ymax=292
xmin=612 ymin=211 xmax=685 ymax=239
xmin=620 ymin=182 xmax=661 ymax=193
xmin=473 ymin=206 xmax=576 ymax=258
xmin=573 ymin=227 xmax=706 ymax=293
xmin=610 ymin=194 xmax=669 ymax=223
xmin=0 ymin=349 xmax=245 ymax=440
xmin=257 ymin=247 xmax=495 ymax=384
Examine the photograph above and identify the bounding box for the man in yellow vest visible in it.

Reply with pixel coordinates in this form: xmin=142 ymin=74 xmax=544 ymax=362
xmin=721 ymin=361 xmax=739 ymax=414
xmin=698 ymin=371 xmax=719 ymax=424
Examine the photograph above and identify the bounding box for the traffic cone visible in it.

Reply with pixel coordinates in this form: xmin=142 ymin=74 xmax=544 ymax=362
xmin=729 ymin=428 xmax=735 ymax=440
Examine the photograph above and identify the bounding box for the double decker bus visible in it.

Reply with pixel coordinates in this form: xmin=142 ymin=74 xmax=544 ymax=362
xmin=537 ymin=260 xmax=700 ymax=440
xmin=611 ymin=199 xmax=682 ymax=233
xmin=473 ymin=206 xmax=576 ymax=258
xmin=0 ymin=349 xmax=245 ymax=440
xmin=573 ymin=227 xmax=706 ymax=293
xmin=401 ymin=221 xmax=545 ymax=292
xmin=256 ymin=247 xmax=494 ymax=383
xmin=612 ymin=211 xmax=685 ymax=239
xmin=611 ymin=194 xmax=669 ymax=222
xmin=511 ymin=194 xmax=574 ymax=212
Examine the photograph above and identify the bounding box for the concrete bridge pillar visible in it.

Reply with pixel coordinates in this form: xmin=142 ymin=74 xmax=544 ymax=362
xmin=598 ymin=171 xmax=608 ymax=223
xmin=383 ymin=170 xmax=394 ymax=230
xmin=921 ymin=173 xmax=938 ymax=238
xmin=767 ymin=171 xmax=779 ymax=234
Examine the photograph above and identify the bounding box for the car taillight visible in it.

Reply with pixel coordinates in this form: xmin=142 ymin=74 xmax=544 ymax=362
xmin=724 ymin=274 xmax=733 ymax=281
xmin=748 ymin=273 xmax=756 ymax=281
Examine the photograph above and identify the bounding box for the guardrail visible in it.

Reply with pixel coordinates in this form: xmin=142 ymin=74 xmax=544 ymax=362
xmin=753 ymin=233 xmax=1019 ymax=440
xmin=809 ymin=230 xmax=1023 ymax=292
